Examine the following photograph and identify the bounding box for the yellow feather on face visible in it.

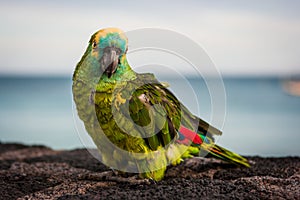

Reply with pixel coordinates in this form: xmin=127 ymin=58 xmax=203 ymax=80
xmin=93 ymin=27 xmax=128 ymax=45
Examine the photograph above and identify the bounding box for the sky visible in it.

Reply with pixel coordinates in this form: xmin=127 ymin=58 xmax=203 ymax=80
xmin=0 ymin=0 xmax=300 ymax=76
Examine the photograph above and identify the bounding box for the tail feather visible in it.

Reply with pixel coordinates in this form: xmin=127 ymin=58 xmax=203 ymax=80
xmin=178 ymin=125 xmax=250 ymax=167
xmin=207 ymin=144 xmax=250 ymax=167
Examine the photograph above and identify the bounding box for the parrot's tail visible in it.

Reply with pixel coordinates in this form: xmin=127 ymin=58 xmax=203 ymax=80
xmin=177 ymin=125 xmax=250 ymax=167
xmin=205 ymin=144 xmax=250 ymax=167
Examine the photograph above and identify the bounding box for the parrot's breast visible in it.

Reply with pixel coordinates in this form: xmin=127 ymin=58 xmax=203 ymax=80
xmin=72 ymin=78 xmax=149 ymax=153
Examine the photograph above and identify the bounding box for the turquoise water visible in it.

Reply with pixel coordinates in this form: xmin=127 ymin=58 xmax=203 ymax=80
xmin=0 ymin=77 xmax=299 ymax=156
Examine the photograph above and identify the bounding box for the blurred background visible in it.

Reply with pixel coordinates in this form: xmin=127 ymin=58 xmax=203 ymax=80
xmin=0 ymin=0 xmax=299 ymax=156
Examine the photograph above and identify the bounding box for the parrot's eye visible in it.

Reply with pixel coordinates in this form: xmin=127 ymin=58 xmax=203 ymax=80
xmin=92 ymin=41 xmax=97 ymax=48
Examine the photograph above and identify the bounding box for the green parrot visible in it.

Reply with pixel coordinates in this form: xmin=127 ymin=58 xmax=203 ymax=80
xmin=72 ymin=28 xmax=249 ymax=182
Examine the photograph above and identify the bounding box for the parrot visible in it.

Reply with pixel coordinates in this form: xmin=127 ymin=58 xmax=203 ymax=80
xmin=72 ymin=27 xmax=250 ymax=182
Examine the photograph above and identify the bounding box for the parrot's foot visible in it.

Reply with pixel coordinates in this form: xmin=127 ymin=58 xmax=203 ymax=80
xmin=78 ymin=171 xmax=151 ymax=185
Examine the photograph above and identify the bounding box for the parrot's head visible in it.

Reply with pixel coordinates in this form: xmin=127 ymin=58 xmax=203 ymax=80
xmin=89 ymin=28 xmax=128 ymax=78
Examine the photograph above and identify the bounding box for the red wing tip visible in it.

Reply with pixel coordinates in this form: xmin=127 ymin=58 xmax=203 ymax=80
xmin=178 ymin=125 xmax=203 ymax=145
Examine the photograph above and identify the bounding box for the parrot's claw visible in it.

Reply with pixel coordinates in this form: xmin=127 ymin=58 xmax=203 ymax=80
xmin=147 ymin=177 xmax=157 ymax=184
xmin=78 ymin=171 xmax=151 ymax=185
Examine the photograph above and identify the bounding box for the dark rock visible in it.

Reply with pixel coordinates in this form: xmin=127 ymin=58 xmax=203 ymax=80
xmin=0 ymin=143 xmax=299 ymax=199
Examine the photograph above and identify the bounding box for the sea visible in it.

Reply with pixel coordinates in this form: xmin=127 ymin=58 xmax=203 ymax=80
xmin=0 ymin=76 xmax=299 ymax=157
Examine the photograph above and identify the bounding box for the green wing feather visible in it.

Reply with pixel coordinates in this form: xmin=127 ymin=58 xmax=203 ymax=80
xmin=113 ymin=73 xmax=179 ymax=150
xmin=116 ymin=73 xmax=222 ymax=151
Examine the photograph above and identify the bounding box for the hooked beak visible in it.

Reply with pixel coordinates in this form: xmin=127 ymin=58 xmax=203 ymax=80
xmin=100 ymin=47 xmax=120 ymax=78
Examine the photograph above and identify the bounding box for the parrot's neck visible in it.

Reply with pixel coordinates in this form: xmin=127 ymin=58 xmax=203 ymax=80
xmin=72 ymin=45 xmax=101 ymax=85
xmin=73 ymin=53 xmax=136 ymax=87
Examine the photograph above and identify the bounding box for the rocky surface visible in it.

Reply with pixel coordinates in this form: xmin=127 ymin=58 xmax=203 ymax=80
xmin=0 ymin=142 xmax=299 ymax=199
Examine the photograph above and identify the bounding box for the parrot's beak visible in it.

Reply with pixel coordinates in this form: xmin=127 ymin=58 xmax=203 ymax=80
xmin=101 ymin=47 xmax=120 ymax=78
